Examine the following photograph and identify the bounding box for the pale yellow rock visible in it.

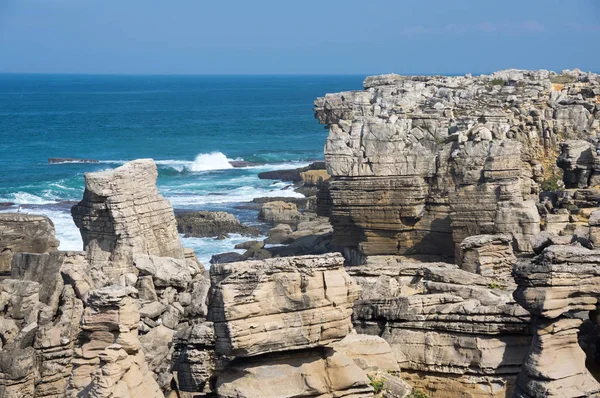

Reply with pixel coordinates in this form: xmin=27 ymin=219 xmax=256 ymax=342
xmin=332 ymin=332 xmax=400 ymax=373
xmin=72 ymin=159 xmax=185 ymax=283
xmin=209 ymin=253 xmax=361 ymax=357
xmin=300 ymin=169 xmax=331 ymax=185
xmin=215 ymin=348 xmax=373 ymax=398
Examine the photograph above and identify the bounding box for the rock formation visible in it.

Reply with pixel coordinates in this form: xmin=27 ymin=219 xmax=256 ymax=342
xmin=72 ymin=159 xmax=185 ymax=283
xmin=258 ymin=201 xmax=300 ymax=224
xmin=348 ymin=255 xmax=530 ymax=397
xmin=0 ymin=160 xmax=215 ymax=398
xmin=208 ymin=253 xmax=375 ymax=397
xmin=0 ymin=214 xmax=59 ymax=276
xmin=514 ymin=245 xmax=600 ymax=397
xmin=459 ymin=234 xmax=516 ymax=281
xmin=2 ymin=68 xmax=600 ymax=398
xmin=315 ymin=69 xmax=600 ymax=262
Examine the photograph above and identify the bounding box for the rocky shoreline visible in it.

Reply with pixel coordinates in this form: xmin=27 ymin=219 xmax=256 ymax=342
xmin=1 ymin=69 xmax=600 ymax=397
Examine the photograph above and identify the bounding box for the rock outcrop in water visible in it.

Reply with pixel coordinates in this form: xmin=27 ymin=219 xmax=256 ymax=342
xmin=314 ymin=69 xmax=600 ymax=263
xmin=0 ymin=159 xmax=407 ymax=398
xmin=0 ymin=160 xmax=213 ymax=397
xmin=175 ymin=211 xmax=261 ymax=239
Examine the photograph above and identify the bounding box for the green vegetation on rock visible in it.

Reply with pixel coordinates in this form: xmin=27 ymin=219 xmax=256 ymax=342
xmin=408 ymin=388 xmax=430 ymax=398
xmin=368 ymin=374 xmax=386 ymax=394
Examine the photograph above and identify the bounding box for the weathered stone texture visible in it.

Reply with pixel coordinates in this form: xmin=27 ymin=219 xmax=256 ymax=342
xmin=349 ymin=256 xmax=531 ymax=397
xmin=72 ymin=159 xmax=185 ymax=282
xmin=208 ymin=253 xmax=360 ymax=357
xmin=0 ymin=213 xmax=59 ymax=276
xmin=315 ymin=69 xmax=600 ymax=261
xmin=513 ymin=245 xmax=600 ymax=397
xmin=459 ymin=234 xmax=516 ymax=280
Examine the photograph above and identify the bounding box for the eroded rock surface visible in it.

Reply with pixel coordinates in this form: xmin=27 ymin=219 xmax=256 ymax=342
xmin=514 ymin=245 xmax=600 ymax=397
xmin=349 ymin=256 xmax=531 ymax=397
xmin=175 ymin=211 xmax=260 ymax=238
xmin=72 ymin=159 xmax=185 ymax=282
xmin=208 ymin=253 xmax=374 ymax=397
xmin=315 ymin=69 xmax=600 ymax=262
xmin=208 ymin=253 xmax=360 ymax=357
xmin=0 ymin=214 xmax=59 ymax=276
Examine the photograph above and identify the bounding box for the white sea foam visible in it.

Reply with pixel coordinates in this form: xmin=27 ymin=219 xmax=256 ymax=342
xmin=189 ymin=152 xmax=234 ymax=171
xmin=153 ymin=152 xmax=234 ymax=172
xmin=100 ymin=154 xmax=313 ymax=174
xmin=0 ymin=192 xmax=58 ymax=205
xmin=166 ymin=184 xmax=304 ymax=206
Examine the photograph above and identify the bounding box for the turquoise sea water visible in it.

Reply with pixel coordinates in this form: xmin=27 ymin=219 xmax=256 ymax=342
xmin=0 ymin=74 xmax=363 ymax=264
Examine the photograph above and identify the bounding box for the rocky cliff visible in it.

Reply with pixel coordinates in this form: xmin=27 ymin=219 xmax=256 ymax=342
xmin=315 ymin=69 xmax=600 ymax=263
xmin=2 ymin=68 xmax=600 ymax=398
xmin=0 ymin=159 xmax=408 ymax=398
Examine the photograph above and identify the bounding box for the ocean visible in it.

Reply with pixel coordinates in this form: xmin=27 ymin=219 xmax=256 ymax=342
xmin=0 ymin=74 xmax=363 ymax=265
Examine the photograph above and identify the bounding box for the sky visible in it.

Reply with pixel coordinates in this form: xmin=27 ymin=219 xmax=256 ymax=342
xmin=0 ymin=0 xmax=599 ymax=75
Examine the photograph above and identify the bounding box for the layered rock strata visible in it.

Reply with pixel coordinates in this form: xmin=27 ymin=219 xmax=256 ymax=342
xmin=315 ymin=69 xmax=600 ymax=262
xmin=514 ymin=245 xmax=600 ymax=397
xmin=175 ymin=211 xmax=260 ymax=239
xmin=459 ymin=234 xmax=516 ymax=280
xmin=208 ymin=253 xmax=375 ymax=397
xmin=0 ymin=214 xmax=59 ymax=276
xmin=349 ymin=255 xmax=531 ymax=397
xmin=72 ymin=159 xmax=185 ymax=282
xmin=0 ymin=160 xmax=215 ymax=397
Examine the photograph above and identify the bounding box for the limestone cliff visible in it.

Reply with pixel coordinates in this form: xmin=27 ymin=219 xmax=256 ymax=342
xmin=315 ymin=69 xmax=600 ymax=262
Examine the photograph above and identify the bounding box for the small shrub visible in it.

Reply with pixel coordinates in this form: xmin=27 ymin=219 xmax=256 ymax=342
xmin=488 ymin=282 xmax=504 ymax=290
xmin=408 ymin=388 xmax=430 ymax=398
xmin=488 ymin=78 xmax=505 ymax=87
xmin=541 ymin=174 xmax=562 ymax=192
xmin=549 ymin=75 xmax=578 ymax=84
xmin=368 ymin=374 xmax=386 ymax=394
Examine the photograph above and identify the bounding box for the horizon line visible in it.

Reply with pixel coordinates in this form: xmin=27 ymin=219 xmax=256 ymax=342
xmin=1 ymin=69 xmax=595 ymax=78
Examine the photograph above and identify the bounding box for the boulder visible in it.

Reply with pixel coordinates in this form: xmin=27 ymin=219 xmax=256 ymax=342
xmin=134 ymin=255 xmax=197 ymax=289
xmin=258 ymin=201 xmax=299 ymax=224
xmin=209 ymin=252 xmax=246 ymax=265
xmin=208 ymin=253 xmax=360 ymax=357
xmin=459 ymin=234 xmax=516 ymax=280
xmin=265 ymin=223 xmax=293 ymax=244
xmin=234 ymin=240 xmax=262 ymax=250
xmin=214 ymin=348 xmax=372 ymax=398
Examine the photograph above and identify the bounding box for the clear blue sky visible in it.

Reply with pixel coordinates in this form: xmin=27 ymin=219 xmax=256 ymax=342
xmin=0 ymin=0 xmax=599 ymax=75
